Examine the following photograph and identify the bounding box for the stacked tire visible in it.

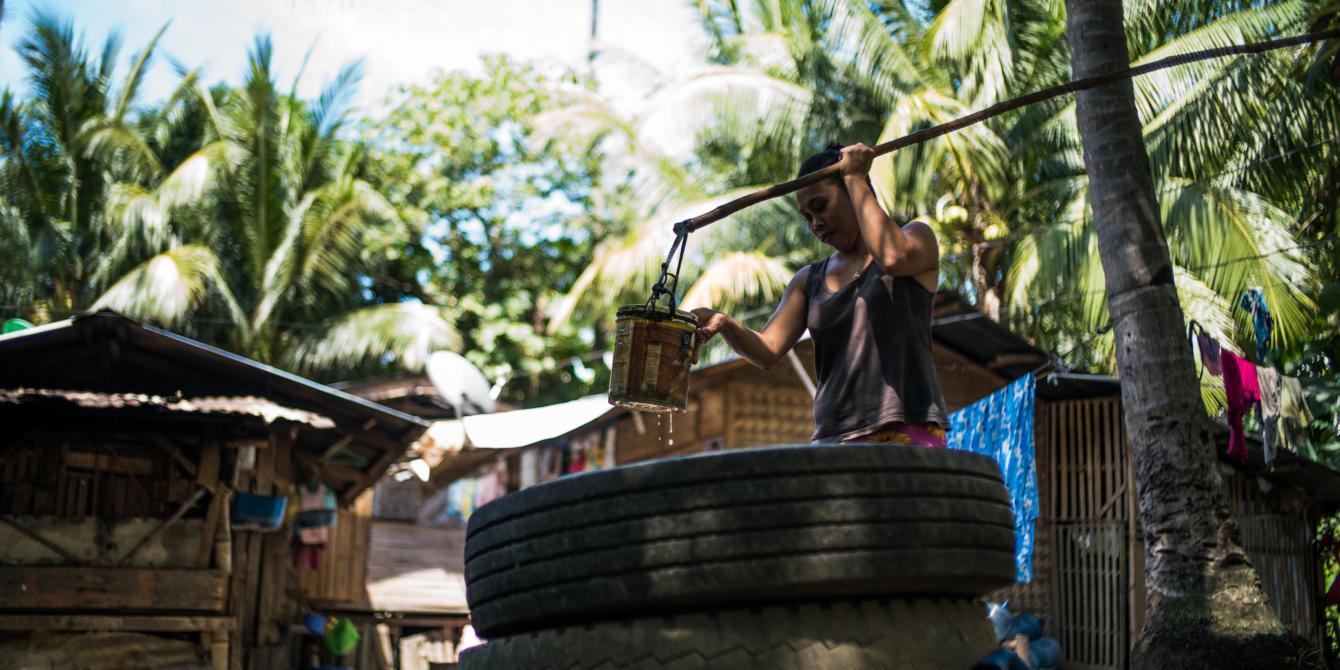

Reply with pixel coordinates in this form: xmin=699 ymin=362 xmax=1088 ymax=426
xmin=460 ymin=444 xmax=1015 ymax=669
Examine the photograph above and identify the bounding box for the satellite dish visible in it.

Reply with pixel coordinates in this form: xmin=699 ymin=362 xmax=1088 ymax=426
xmin=426 ymin=351 xmax=496 ymax=417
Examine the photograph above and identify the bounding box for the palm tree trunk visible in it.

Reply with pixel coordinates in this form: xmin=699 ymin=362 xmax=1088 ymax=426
xmin=1063 ymin=2 xmax=1303 ymax=667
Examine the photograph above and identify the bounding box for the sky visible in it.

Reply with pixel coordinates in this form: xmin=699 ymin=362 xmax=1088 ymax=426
xmin=0 ymin=0 xmax=709 ymax=111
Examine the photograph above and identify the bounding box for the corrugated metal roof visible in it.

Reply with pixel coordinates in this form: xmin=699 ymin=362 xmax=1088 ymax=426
xmin=0 ymin=313 xmax=427 ymax=434
xmin=0 ymin=312 xmax=429 ymax=499
xmin=0 ymin=388 xmax=336 ymax=428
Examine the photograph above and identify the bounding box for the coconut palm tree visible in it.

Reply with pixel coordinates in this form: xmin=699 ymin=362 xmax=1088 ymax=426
xmin=670 ymin=0 xmax=1333 ymax=378
xmin=1064 ymin=2 xmax=1298 ymax=665
xmin=0 ymin=12 xmax=180 ymax=318
xmin=1009 ymin=0 xmax=1336 ymax=374
xmin=0 ymin=13 xmax=457 ymax=376
xmin=91 ymin=35 xmax=460 ymax=374
xmin=538 ymin=45 xmax=818 ymax=331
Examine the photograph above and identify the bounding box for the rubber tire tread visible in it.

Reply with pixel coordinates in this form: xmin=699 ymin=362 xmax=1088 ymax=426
xmin=465 ymin=471 xmax=1009 ymax=563
xmin=467 ymin=444 xmax=1003 ymax=536
xmin=459 ymin=597 xmax=997 ymax=670
xmin=464 ymin=445 xmax=1016 ymax=637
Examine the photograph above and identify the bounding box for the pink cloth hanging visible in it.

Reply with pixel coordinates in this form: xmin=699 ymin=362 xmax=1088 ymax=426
xmin=1220 ymin=350 xmax=1260 ymax=463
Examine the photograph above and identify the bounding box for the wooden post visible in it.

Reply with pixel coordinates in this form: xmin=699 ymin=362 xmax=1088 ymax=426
xmin=216 ymin=492 xmax=232 ymax=574
xmin=198 ymin=442 xmax=224 ymax=568
xmin=206 ymin=631 xmax=229 ymax=670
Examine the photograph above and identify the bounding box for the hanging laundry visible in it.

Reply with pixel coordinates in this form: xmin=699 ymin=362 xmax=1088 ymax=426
xmin=1239 ymin=288 xmax=1274 ymax=362
xmin=948 ymin=374 xmax=1038 ymax=583
xmin=540 ymin=445 xmax=563 ymax=482
xmin=1256 ymin=366 xmax=1281 ymax=465
xmin=446 ymin=477 xmax=476 ymax=520
xmin=1278 ymin=376 xmax=1315 ymax=454
xmin=566 ymin=443 xmax=587 ymax=474
xmin=477 ymin=465 xmax=508 ymax=508
xmin=1195 ymin=330 xmax=1222 ymax=376
xmin=292 ymin=541 xmax=323 ymax=571
xmin=1221 ymin=351 xmax=1260 ymax=464
xmin=520 ymin=448 xmax=539 ymax=489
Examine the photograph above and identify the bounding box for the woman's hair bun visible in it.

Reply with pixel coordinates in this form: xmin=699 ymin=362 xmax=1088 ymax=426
xmin=797 ymin=142 xmax=847 ymax=178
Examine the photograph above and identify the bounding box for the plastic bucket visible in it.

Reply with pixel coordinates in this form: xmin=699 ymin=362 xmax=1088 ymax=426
xmin=230 ymin=492 xmax=288 ymax=531
xmin=608 ymin=305 xmax=697 ymax=413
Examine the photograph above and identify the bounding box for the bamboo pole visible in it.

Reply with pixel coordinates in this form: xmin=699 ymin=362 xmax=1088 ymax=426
xmin=678 ymin=27 xmax=1340 ymax=234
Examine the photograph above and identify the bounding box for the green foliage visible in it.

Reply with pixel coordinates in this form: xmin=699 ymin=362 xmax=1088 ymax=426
xmin=364 ymin=57 xmax=611 ymax=406
xmin=0 ymin=13 xmax=456 ymax=380
xmin=2 ymin=2 xmax=1339 ymax=428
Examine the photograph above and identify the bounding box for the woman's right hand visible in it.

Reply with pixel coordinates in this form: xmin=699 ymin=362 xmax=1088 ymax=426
xmin=690 ymin=308 xmax=730 ymax=346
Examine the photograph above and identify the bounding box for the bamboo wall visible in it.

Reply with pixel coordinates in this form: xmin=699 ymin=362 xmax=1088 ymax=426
xmin=298 ymin=490 xmax=373 ymax=604
xmin=1034 ymin=397 xmax=1320 ymax=670
xmin=0 ymin=441 xmax=196 ymax=517
xmin=1035 ymin=397 xmax=1136 ymax=670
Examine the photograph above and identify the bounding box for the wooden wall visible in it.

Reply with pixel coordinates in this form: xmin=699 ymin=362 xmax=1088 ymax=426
xmin=1034 ymin=397 xmax=1135 ymax=670
xmin=299 ymin=490 xmax=373 ymax=604
xmin=1028 ymin=396 xmax=1320 ymax=670
xmin=1226 ymin=470 xmax=1318 ymax=640
xmin=364 ymin=519 xmax=469 ymax=615
xmin=0 ymin=440 xmax=196 ymax=518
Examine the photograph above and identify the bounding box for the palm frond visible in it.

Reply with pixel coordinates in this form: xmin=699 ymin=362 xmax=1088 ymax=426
xmin=111 ymin=21 xmax=169 ymax=123
xmin=80 ymin=118 xmax=162 ymax=177
xmin=638 ymin=66 xmax=811 ymax=162
xmin=823 ymin=0 xmax=930 ymax=106
xmin=91 ymin=244 xmax=246 ymax=332
xmin=311 ymin=59 xmax=363 ymax=139
xmin=870 ymin=86 xmax=1009 ymax=215
xmin=1161 ymin=178 xmax=1317 ymax=351
xmin=924 ymin=0 xmax=1014 ymax=104
xmin=287 ymin=302 xmax=463 ymax=374
xmin=547 ymin=187 xmax=782 ymax=329
xmin=157 ymin=140 xmax=237 ymax=208
xmin=680 ymin=250 xmax=793 ymax=313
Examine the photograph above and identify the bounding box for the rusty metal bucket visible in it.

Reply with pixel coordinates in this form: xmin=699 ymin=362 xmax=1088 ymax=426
xmin=608 ymin=305 xmax=697 ymax=413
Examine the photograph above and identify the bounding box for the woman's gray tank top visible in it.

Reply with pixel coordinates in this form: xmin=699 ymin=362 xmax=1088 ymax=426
xmin=803 ymin=256 xmax=949 ymax=441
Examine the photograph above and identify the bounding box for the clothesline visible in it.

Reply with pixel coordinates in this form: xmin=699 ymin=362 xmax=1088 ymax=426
xmin=1189 ymin=302 xmax=1315 ymax=466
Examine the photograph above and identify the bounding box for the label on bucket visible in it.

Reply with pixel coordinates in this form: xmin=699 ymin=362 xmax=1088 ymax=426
xmin=610 ymin=325 xmax=632 ymax=395
xmin=642 ymin=342 xmax=662 ymax=392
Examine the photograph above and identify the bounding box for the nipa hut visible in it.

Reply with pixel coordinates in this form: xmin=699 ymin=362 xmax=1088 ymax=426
xmin=0 ymin=313 xmax=428 ymax=670
xmin=427 ymin=293 xmax=1340 ymax=670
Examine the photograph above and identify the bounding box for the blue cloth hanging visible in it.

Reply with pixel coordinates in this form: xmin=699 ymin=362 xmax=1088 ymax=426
xmin=1239 ymin=288 xmax=1273 ymax=362
xmin=948 ymin=373 xmax=1039 ymax=583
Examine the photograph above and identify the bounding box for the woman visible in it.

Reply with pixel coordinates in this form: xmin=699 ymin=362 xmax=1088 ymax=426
xmin=691 ymin=143 xmax=949 ymax=446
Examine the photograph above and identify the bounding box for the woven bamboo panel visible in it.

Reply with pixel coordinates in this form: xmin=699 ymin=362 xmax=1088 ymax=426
xmin=1046 ymin=398 xmax=1130 ymax=523
xmin=1238 ymin=514 xmax=1316 ymax=639
xmin=298 ymin=490 xmax=372 ymax=604
xmin=1053 ymin=521 xmax=1128 ymax=670
xmin=1037 ymin=399 xmax=1132 ymax=670
xmin=726 ymin=381 xmax=813 ymax=448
